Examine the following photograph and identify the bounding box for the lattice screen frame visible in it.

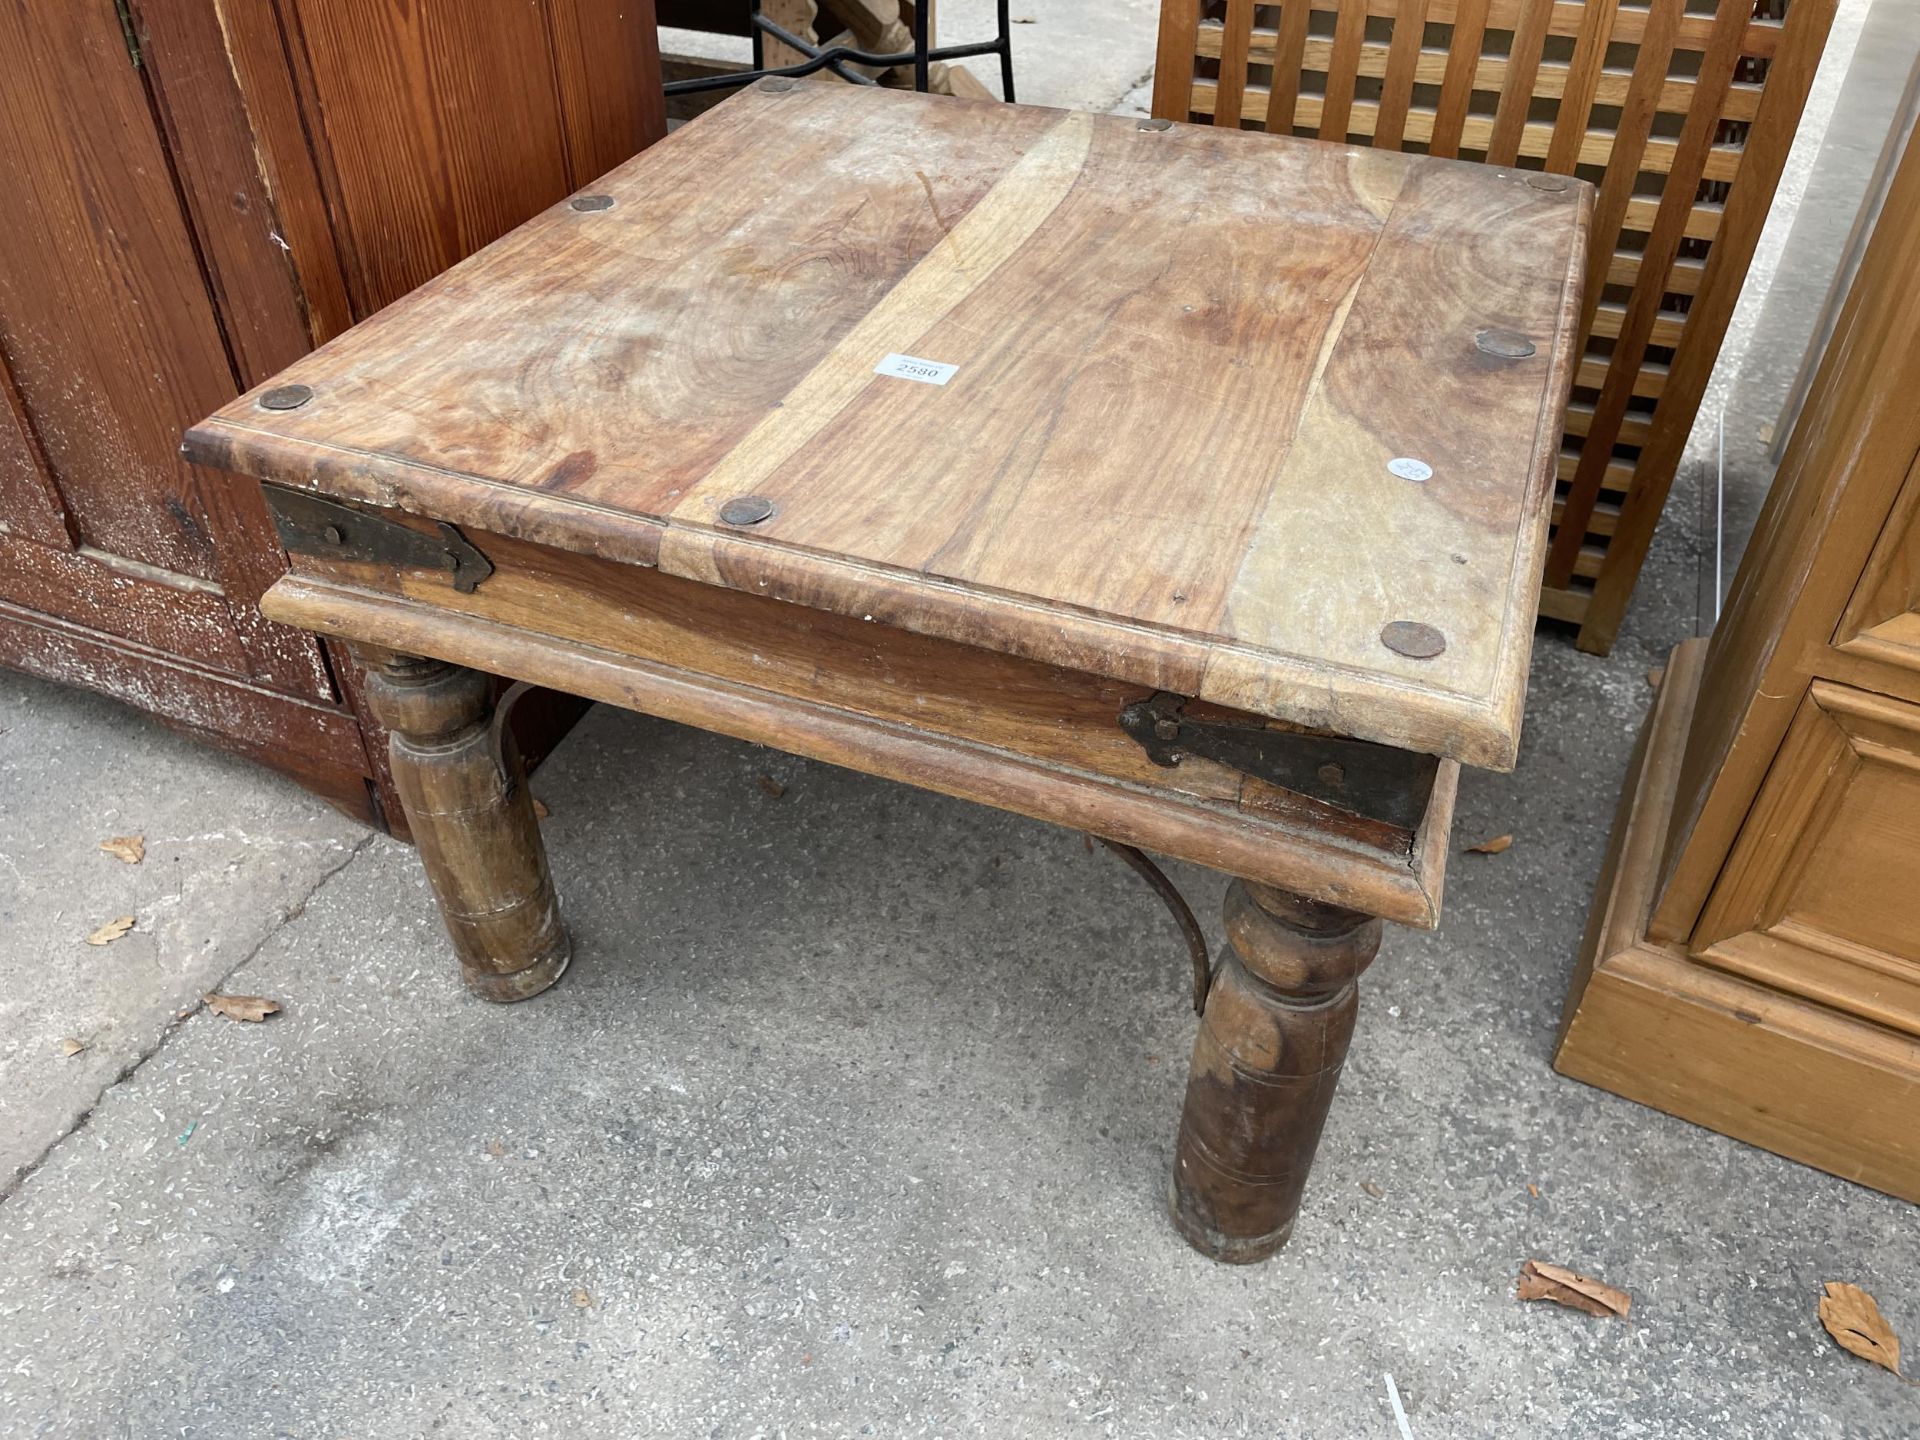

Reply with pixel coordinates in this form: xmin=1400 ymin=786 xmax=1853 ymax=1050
xmin=1152 ymin=0 xmax=1837 ymax=654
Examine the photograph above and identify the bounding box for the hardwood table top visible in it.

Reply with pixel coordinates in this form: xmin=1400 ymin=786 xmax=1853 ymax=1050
xmin=189 ymin=82 xmax=1590 ymax=770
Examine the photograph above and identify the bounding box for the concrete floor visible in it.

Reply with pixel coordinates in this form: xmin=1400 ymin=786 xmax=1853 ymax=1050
xmin=4 ymin=7 xmax=1917 ymax=1438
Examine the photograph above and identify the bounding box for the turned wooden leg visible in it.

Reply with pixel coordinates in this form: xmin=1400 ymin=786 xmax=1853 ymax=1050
xmin=1170 ymin=879 xmax=1381 ymax=1262
xmin=358 ymin=648 xmax=570 ymax=1002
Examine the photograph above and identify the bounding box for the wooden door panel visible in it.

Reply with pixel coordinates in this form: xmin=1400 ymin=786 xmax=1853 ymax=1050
xmin=0 ymin=0 xmax=227 ymax=581
xmin=1833 ymin=449 xmax=1920 ymax=680
xmin=131 ymin=0 xmax=330 ymax=389
xmin=0 ymin=0 xmax=666 ymax=826
xmin=1693 ymin=683 xmax=1920 ymax=1035
xmin=0 ymin=0 xmax=334 ymax=702
xmin=542 ymin=0 xmax=671 ymax=183
xmin=285 ymin=0 xmax=580 ymax=313
xmin=0 ymin=532 xmax=251 ymax=671
xmin=0 ymin=364 xmax=73 ymax=549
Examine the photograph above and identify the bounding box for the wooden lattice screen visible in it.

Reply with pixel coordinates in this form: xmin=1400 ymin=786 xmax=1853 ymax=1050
xmin=1152 ymin=0 xmax=1837 ymax=654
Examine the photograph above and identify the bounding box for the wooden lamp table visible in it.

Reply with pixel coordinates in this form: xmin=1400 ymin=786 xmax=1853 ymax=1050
xmin=186 ymin=82 xmax=1589 ymax=1263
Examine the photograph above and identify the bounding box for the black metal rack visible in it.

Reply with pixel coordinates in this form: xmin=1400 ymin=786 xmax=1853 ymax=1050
xmin=661 ymin=0 xmax=1015 ymax=101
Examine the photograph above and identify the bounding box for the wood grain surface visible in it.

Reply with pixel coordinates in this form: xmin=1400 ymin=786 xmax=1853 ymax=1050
xmin=187 ymin=81 xmax=1590 ymax=769
xmin=1151 ymin=0 xmax=1838 ymax=655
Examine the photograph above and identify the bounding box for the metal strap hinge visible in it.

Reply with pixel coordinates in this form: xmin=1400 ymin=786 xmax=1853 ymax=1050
xmin=1118 ymin=692 xmax=1436 ymax=831
xmin=266 ymin=487 xmax=493 ymax=594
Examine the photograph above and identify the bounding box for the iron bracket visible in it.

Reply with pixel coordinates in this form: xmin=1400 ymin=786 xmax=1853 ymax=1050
xmin=1095 ymin=838 xmax=1213 ymax=1014
xmin=1118 ymin=692 xmax=1436 ymax=831
xmin=266 ymin=487 xmax=493 ymax=594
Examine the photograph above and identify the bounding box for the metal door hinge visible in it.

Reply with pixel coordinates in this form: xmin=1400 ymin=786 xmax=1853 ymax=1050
xmin=266 ymin=487 xmax=494 ymax=593
xmin=1118 ymin=691 xmax=1436 ymax=831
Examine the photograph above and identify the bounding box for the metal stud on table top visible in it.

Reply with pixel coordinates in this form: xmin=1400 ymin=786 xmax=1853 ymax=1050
xmin=1474 ymin=329 xmax=1537 ymax=360
xmin=257 ymin=383 xmax=313 ymax=411
xmin=1380 ymin=621 xmax=1447 ymax=659
xmin=720 ymin=495 xmax=776 ymax=527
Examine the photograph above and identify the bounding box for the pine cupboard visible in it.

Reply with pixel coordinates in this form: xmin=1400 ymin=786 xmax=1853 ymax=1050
xmin=0 ymin=0 xmax=665 ymax=829
xmin=1555 ymin=127 xmax=1920 ymax=1199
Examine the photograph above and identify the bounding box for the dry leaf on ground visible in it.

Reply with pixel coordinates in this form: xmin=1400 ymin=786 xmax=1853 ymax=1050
xmin=756 ymin=774 xmax=786 ymax=799
xmin=85 ymin=916 xmax=135 ymax=946
xmin=203 ymin=993 xmax=282 ymax=1023
xmin=571 ymin=1287 xmax=594 ymax=1308
xmin=1517 ymin=1259 xmax=1631 ymax=1319
xmin=1820 ymin=1281 xmax=1903 ymax=1376
xmin=99 ymin=835 xmax=145 ymax=864
xmin=1468 ymin=833 xmax=1514 ymax=855
xmin=532 ymin=796 xmax=551 ymax=820
xmin=56 ymin=1038 xmax=87 ymax=1058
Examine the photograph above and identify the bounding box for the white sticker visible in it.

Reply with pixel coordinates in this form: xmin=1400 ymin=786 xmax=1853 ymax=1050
xmin=1387 ymin=457 xmax=1433 ymax=483
xmin=875 ymin=353 xmax=958 ymax=386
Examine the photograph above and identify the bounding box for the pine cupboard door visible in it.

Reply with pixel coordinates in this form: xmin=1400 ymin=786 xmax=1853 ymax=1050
xmin=1691 ymin=683 xmax=1920 ymax=1035
xmin=0 ymin=0 xmax=665 ymax=826
xmin=0 ymin=0 xmax=334 ymax=701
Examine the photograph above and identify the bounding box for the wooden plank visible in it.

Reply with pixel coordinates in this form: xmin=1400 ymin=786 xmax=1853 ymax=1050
xmin=939 ymin=63 xmax=998 ymax=101
xmin=1428 ymin=0 xmax=1490 ymax=159
xmin=0 ymin=0 xmax=229 ymax=581
xmin=1555 ymin=449 xmax=1637 ymax=495
xmin=1150 ymin=0 xmax=1201 ymax=119
xmin=1606 ymin=249 xmax=1705 ymax=296
xmin=1190 ymin=86 xmax=1748 ymax=180
xmin=0 ymin=532 xmax=252 ymax=672
xmin=1565 ymin=400 xmax=1651 ymax=447
xmin=1189 ymin=0 xmax=1784 ymax=56
xmin=187 ymin=84 xmax=1591 ymax=770
xmin=1485 ymin=0 xmax=1554 ymax=166
xmin=132 ymin=0 xmax=319 ymax=387
xmin=1317 ymin=0 xmax=1370 ymax=142
xmin=1193 ymin=29 xmax=1767 ymax=122
xmin=540 ymin=0 xmax=670 ymax=182
xmin=0 ymin=355 xmax=73 ymax=548
xmin=281 ymin=513 xmax=1448 ymax=861
xmin=1371 ymin=0 xmax=1432 ymax=152
xmin=1268 ymin=0 xmax=1314 ymax=135
xmin=1623 ymin=196 xmax=1722 ymax=243
xmin=280 ymin=0 xmax=578 ymax=313
xmin=1537 ymin=583 xmax=1590 ymax=624
xmin=1210 ymin=157 xmax=1588 ymax=760
xmin=1590 ymin=300 xmax=1687 ymax=348
xmin=759 ymin=0 xmax=821 ymax=70
xmin=1213 ymin=0 xmax=1255 ymax=129
xmin=203 ymin=0 xmax=357 ymax=346
xmin=1576 ymin=353 xmax=1666 ymax=399
xmin=1546 ymin=0 xmax=1620 ymax=174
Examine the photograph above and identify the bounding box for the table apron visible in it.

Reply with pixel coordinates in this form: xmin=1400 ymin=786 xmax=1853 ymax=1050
xmin=264 ymin=569 xmax=1453 ymax=925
